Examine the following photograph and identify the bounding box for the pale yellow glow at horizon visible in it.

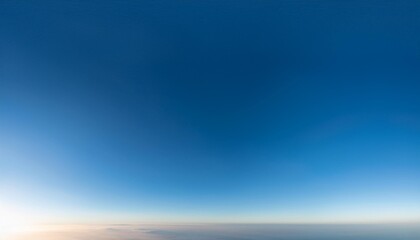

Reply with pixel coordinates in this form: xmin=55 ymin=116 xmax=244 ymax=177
xmin=0 ymin=202 xmax=38 ymax=238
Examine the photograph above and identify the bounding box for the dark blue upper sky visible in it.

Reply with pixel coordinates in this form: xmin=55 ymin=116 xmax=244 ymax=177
xmin=1 ymin=0 xmax=420 ymax=223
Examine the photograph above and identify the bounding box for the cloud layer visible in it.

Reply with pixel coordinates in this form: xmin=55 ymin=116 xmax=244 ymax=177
xmin=11 ymin=224 xmax=420 ymax=240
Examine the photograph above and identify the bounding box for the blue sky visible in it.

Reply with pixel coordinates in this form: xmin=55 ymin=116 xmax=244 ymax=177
xmin=1 ymin=0 xmax=420 ymax=223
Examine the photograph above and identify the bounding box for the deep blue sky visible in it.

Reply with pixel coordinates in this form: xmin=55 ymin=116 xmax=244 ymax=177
xmin=1 ymin=0 xmax=420 ymax=223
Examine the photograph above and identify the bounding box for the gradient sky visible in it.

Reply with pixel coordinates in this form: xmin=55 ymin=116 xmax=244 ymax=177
xmin=1 ymin=0 xmax=420 ymax=224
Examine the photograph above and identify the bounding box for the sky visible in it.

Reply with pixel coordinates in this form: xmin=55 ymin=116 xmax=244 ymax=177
xmin=1 ymin=0 xmax=420 ymax=224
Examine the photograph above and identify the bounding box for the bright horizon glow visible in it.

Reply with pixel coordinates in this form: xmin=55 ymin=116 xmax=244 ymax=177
xmin=0 ymin=203 xmax=37 ymax=237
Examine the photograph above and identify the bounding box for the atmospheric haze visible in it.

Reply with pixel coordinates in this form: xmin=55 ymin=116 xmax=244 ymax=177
xmin=8 ymin=224 xmax=420 ymax=240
